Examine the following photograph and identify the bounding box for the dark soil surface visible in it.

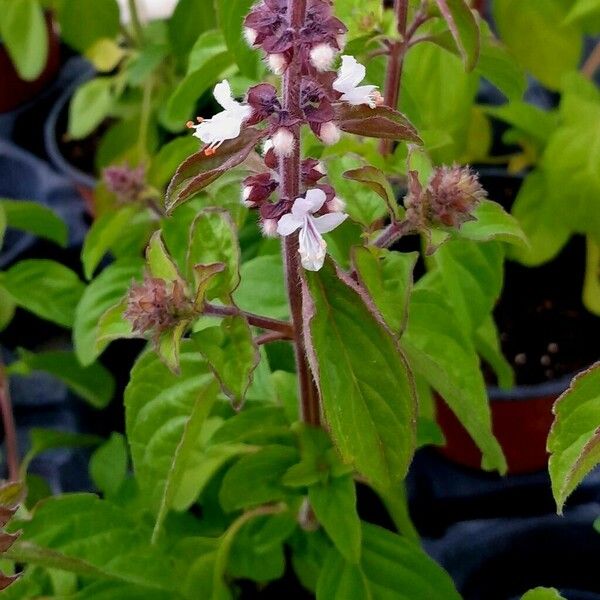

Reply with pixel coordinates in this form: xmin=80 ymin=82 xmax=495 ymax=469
xmin=479 ymin=170 xmax=600 ymax=386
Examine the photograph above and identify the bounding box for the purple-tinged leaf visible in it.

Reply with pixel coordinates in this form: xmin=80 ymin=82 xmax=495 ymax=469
xmin=165 ymin=127 xmax=266 ymax=214
xmin=344 ymin=166 xmax=401 ymax=221
xmin=548 ymin=362 xmax=600 ymax=513
xmin=435 ymin=0 xmax=480 ymax=71
xmin=335 ymin=104 xmax=422 ymax=144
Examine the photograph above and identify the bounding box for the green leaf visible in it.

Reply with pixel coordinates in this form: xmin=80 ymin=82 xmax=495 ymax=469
xmin=431 ymin=240 xmax=504 ymax=334
xmin=169 ymin=0 xmax=217 ymax=59
xmin=343 ymin=166 xmax=400 ymax=221
xmin=234 ymin=254 xmax=288 ymax=320
xmin=219 ymin=445 xmax=299 ymax=512
xmin=9 ymin=495 xmax=175 ymax=592
xmin=584 ymin=236 xmax=600 ymax=316
xmin=166 ymin=128 xmax=264 ymax=213
xmin=509 ymin=171 xmax=570 ymax=267
xmin=15 ymin=349 xmax=115 ymax=409
xmin=216 ymin=0 xmax=258 ymax=77
xmin=89 ymin=433 xmax=128 ymax=498
xmin=305 ymin=259 xmax=417 ymax=489
xmin=326 ymin=155 xmax=388 ymax=228
xmin=317 ymin=522 xmax=461 ymax=600
xmin=402 ymin=287 xmax=506 ymax=473
xmin=82 ymin=206 xmax=140 ymax=280
xmin=353 ymin=247 xmax=417 ymax=336
xmin=565 ymin=0 xmax=600 ymax=31
xmin=0 ymin=0 xmax=47 ymax=81
xmin=146 ymin=230 xmax=183 ymax=281
xmin=475 ymin=22 xmax=526 ymax=101
xmin=125 ymin=343 xmax=218 ymax=537
xmin=475 ymin=316 xmax=514 ymax=389
xmin=521 ymin=587 xmax=566 ymax=600
xmin=164 ymin=51 xmax=234 ymax=129
xmin=309 ymin=475 xmax=361 ymax=564
xmin=484 ymin=103 xmax=557 ymax=146
xmin=0 ymin=285 xmax=15 ymax=332
xmin=548 ymin=362 xmax=600 ymax=513
xmin=541 ymin=97 xmax=600 ymax=238
xmin=187 ymin=209 xmax=240 ymax=301
xmin=1 ymin=259 xmax=84 ymax=328
xmin=459 ymin=200 xmax=528 ymax=249
xmin=95 ymin=297 xmax=136 ymax=351
xmin=68 ymin=78 xmax=114 ymax=140
xmin=58 ymin=0 xmax=121 ymax=53
xmin=21 ymin=428 xmax=102 ymax=474
xmin=147 ymin=137 xmax=199 ymax=190
xmin=435 ymin=0 xmax=480 ymax=71
xmin=193 ymin=315 xmax=259 ymax=407
xmin=73 ymin=258 xmax=144 ymax=366
xmin=492 ymin=0 xmax=582 ymax=90
xmin=0 ymin=199 xmax=68 ymax=247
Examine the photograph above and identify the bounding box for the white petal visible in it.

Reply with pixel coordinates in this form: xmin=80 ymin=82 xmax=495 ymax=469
xmin=292 ymin=188 xmax=326 ymax=216
xmin=312 ymin=212 xmax=348 ymax=234
xmin=277 ymin=213 xmax=304 ymax=236
xmin=213 ymin=80 xmax=235 ymax=110
xmin=194 ymin=112 xmax=243 ymax=146
xmin=299 ymin=219 xmax=327 ymax=271
xmin=340 ymin=85 xmax=378 ymax=107
xmin=333 ymin=55 xmax=366 ymax=93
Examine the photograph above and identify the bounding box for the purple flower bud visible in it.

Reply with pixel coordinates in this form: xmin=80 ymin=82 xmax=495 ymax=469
xmin=302 ymin=158 xmax=327 ymax=185
xmin=242 ymin=172 xmax=279 ymax=206
xmin=103 ymin=164 xmax=146 ymax=203
xmin=245 ymin=83 xmax=281 ymax=125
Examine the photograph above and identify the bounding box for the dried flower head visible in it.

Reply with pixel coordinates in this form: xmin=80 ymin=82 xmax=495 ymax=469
xmin=124 ymin=275 xmax=191 ymax=337
xmin=103 ymin=164 xmax=146 ymax=203
xmin=428 ymin=165 xmax=486 ymax=228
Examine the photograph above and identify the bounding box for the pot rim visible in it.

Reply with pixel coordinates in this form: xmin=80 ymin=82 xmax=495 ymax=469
xmin=43 ymin=57 xmax=96 ymax=190
xmin=487 ymin=371 xmax=576 ymax=402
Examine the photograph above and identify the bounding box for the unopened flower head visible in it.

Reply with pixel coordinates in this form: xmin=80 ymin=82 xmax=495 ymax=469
xmin=188 ymin=80 xmax=252 ymax=152
xmin=103 ymin=164 xmax=146 ymax=203
xmin=428 ymin=165 xmax=486 ymax=228
xmin=267 ymin=53 xmax=288 ymax=75
xmin=272 ymin=127 xmax=295 ymax=157
xmin=319 ymin=121 xmax=341 ymax=146
xmin=124 ymin=276 xmax=191 ymax=337
xmin=333 ymin=55 xmax=379 ymax=108
xmin=277 ymin=188 xmax=348 ymax=271
xmin=261 ymin=218 xmax=279 ymax=237
xmin=310 ymin=43 xmax=336 ymax=72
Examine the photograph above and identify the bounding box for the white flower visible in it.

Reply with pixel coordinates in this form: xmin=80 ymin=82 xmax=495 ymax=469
xmin=319 ymin=121 xmax=341 ymax=146
xmin=272 ymin=128 xmax=295 ymax=157
xmin=190 ymin=80 xmax=252 ymax=151
xmin=241 ymin=186 xmax=254 ymax=207
xmin=277 ymin=189 xmax=348 ymax=271
xmin=327 ymin=197 xmax=346 ymax=212
xmin=261 ymin=218 xmax=278 ymax=237
xmin=267 ymin=53 xmax=288 ymax=75
xmin=244 ymin=27 xmax=258 ymax=46
xmin=310 ymin=43 xmax=336 ymax=72
xmin=333 ymin=55 xmax=379 ymax=108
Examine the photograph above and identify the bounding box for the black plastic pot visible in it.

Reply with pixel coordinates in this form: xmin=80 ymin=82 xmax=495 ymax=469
xmin=43 ymin=57 xmax=97 ymax=195
xmin=0 ymin=139 xmax=87 ymax=269
xmin=427 ymin=503 xmax=600 ymax=600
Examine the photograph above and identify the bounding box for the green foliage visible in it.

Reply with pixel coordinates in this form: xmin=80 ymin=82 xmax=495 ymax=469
xmin=548 ymin=362 xmax=600 ymax=513
xmin=305 ymin=259 xmax=417 ymax=489
xmin=0 ymin=199 xmax=68 ymax=247
xmin=0 ymin=0 xmax=48 ymax=80
xmin=521 ymin=588 xmax=566 ymax=600
xmin=316 ymin=523 xmax=461 ymax=600
xmin=0 ymin=260 xmax=84 ymax=328
xmin=89 ymin=433 xmax=129 ymax=498
xmin=68 ymin=78 xmax=114 ymax=140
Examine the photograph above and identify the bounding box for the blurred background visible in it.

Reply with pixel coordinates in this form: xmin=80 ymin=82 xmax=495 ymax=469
xmin=1 ymin=1 xmax=599 ymax=598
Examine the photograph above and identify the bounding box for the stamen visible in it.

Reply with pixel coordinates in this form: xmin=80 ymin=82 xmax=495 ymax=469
xmin=204 ymin=147 xmax=217 ymax=156
xmin=186 ymin=120 xmax=195 ymax=129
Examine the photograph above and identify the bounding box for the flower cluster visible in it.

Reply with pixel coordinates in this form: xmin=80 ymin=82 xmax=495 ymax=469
xmin=185 ymin=0 xmax=386 ymax=271
xmin=103 ymin=164 xmax=147 ymax=204
xmin=404 ymin=166 xmax=487 ymax=231
xmin=124 ymin=275 xmax=192 ymax=338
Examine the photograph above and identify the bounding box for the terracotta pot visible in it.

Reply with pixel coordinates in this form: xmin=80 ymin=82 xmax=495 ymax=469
xmin=0 ymin=13 xmax=60 ymax=113
xmin=436 ymin=374 xmax=574 ymax=474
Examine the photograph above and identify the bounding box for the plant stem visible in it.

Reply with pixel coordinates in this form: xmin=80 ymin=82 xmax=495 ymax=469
xmin=255 ymin=331 xmax=292 ymax=345
xmin=280 ymin=0 xmax=321 ymax=427
xmin=380 ymin=0 xmax=430 ymax=155
xmin=203 ymin=304 xmax=293 ymax=338
xmin=582 ymin=40 xmax=600 ymax=80
xmin=0 ymin=359 xmax=19 ymax=482
xmin=127 ymin=0 xmax=145 ymax=47
xmin=373 ymin=219 xmax=414 ymax=248
xmin=138 ymin=77 xmax=154 ymax=161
